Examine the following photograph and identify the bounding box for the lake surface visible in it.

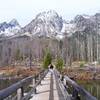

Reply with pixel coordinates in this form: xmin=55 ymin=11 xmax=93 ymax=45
xmin=0 ymin=78 xmax=22 ymax=90
xmin=77 ymin=80 xmax=100 ymax=100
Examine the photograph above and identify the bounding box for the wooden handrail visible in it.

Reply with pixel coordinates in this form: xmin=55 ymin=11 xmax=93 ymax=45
xmin=54 ymin=70 xmax=71 ymax=100
xmin=55 ymin=70 xmax=97 ymax=100
xmin=64 ymin=76 xmax=97 ymax=100
xmin=0 ymin=76 xmax=33 ymax=99
xmin=22 ymin=70 xmax=48 ymax=100
xmin=0 ymin=70 xmax=47 ymax=100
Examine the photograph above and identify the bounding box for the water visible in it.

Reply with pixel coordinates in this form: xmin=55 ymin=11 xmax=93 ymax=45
xmin=0 ymin=78 xmax=32 ymax=96
xmin=0 ymin=78 xmax=22 ymax=90
xmin=77 ymin=80 xmax=100 ymax=100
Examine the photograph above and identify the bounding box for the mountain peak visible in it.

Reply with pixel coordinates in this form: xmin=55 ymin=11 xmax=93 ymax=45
xmin=21 ymin=10 xmax=63 ymax=38
xmin=0 ymin=19 xmax=21 ymax=37
xmin=36 ymin=10 xmax=59 ymax=20
xmin=9 ymin=19 xmax=20 ymax=27
xmin=46 ymin=10 xmax=59 ymax=17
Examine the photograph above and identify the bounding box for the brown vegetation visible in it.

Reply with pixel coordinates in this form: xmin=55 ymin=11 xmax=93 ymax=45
xmin=62 ymin=68 xmax=100 ymax=80
xmin=0 ymin=66 xmax=42 ymax=78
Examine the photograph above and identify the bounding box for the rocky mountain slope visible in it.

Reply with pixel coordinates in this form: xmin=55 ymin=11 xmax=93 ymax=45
xmin=1 ymin=11 xmax=100 ymax=39
xmin=21 ymin=10 xmax=64 ymax=38
xmin=21 ymin=11 xmax=100 ymax=39
xmin=74 ymin=13 xmax=100 ymax=35
xmin=0 ymin=19 xmax=21 ymax=37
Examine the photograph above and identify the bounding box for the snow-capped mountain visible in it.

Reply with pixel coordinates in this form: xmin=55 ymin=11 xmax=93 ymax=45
xmin=61 ymin=20 xmax=75 ymax=37
xmin=74 ymin=15 xmax=96 ymax=32
xmin=0 ymin=19 xmax=21 ymax=37
xmin=20 ymin=10 xmax=100 ymax=39
xmin=71 ymin=13 xmax=100 ymax=37
xmin=1 ymin=10 xmax=100 ymax=39
xmin=21 ymin=10 xmax=63 ymax=38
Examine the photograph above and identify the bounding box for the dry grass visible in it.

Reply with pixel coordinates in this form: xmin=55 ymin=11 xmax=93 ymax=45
xmin=0 ymin=66 xmax=42 ymax=77
xmin=62 ymin=68 xmax=100 ymax=80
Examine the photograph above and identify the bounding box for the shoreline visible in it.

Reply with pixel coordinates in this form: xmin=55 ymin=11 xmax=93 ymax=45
xmin=62 ymin=68 xmax=100 ymax=80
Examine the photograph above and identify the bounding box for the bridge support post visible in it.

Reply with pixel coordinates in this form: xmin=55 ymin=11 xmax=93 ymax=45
xmin=60 ymin=75 xmax=64 ymax=82
xmin=38 ymin=74 xmax=41 ymax=84
xmin=32 ymin=78 xmax=35 ymax=86
xmin=72 ymin=87 xmax=80 ymax=100
xmin=63 ymin=78 xmax=67 ymax=89
xmin=17 ymin=87 xmax=24 ymax=100
xmin=32 ymin=76 xmax=37 ymax=94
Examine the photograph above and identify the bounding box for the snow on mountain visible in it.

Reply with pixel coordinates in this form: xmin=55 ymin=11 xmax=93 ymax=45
xmin=1 ymin=11 xmax=100 ymax=40
xmin=73 ymin=14 xmax=97 ymax=33
xmin=9 ymin=19 xmax=20 ymax=27
xmin=21 ymin=10 xmax=63 ymax=38
xmin=36 ymin=10 xmax=63 ymax=31
xmin=81 ymin=14 xmax=91 ymax=19
xmin=21 ymin=10 xmax=100 ymax=39
xmin=61 ymin=21 xmax=75 ymax=36
xmin=0 ymin=19 xmax=21 ymax=37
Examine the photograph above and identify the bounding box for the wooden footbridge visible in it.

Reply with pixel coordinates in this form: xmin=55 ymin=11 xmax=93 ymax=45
xmin=0 ymin=69 xmax=97 ymax=100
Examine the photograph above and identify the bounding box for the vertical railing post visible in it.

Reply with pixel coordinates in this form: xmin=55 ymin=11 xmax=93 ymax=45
xmin=38 ymin=74 xmax=41 ymax=82
xmin=41 ymin=70 xmax=44 ymax=80
xmin=72 ymin=87 xmax=80 ymax=100
xmin=61 ymin=75 xmax=64 ymax=82
xmin=32 ymin=77 xmax=36 ymax=94
xmin=32 ymin=77 xmax=35 ymax=87
xmin=17 ymin=87 xmax=24 ymax=100
xmin=34 ymin=75 xmax=37 ymax=94
xmin=63 ymin=77 xmax=67 ymax=89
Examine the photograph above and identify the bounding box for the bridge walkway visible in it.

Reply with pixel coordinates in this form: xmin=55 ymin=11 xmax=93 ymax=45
xmin=30 ymin=71 xmax=65 ymax=100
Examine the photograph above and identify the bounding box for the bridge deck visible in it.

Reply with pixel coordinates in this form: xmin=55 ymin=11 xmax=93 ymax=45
xmin=0 ymin=69 xmax=97 ymax=100
xmin=30 ymin=71 xmax=62 ymax=100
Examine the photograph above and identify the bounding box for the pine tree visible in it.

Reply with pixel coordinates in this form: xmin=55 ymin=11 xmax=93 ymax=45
xmin=15 ymin=49 xmax=23 ymax=61
xmin=43 ymin=50 xmax=52 ymax=69
xmin=56 ymin=57 xmax=64 ymax=71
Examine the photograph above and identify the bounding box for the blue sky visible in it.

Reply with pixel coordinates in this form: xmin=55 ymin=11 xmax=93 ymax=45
xmin=0 ymin=0 xmax=100 ymax=26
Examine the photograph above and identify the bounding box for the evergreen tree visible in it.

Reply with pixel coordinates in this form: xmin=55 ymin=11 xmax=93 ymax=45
xmin=43 ymin=50 xmax=52 ymax=69
xmin=56 ymin=57 xmax=64 ymax=71
xmin=15 ymin=49 xmax=23 ymax=61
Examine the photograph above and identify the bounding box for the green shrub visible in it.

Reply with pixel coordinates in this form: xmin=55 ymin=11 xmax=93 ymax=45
xmin=56 ymin=57 xmax=64 ymax=71
xmin=80 ymin=62 xmax=85 ymax=67
xmin=15 ymin=49 xmax=23 ymax=61
xmin=43 ymin=51 xmax=52 ymax=69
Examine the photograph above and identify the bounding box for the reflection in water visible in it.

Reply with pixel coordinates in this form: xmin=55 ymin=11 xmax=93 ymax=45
xmin=0 ymin=78 xmax=22 ymax=90
xmin=77 ymin=80 xmax=100 ymax=100
xmin=0 ymin=78 xmax=32 ymax=99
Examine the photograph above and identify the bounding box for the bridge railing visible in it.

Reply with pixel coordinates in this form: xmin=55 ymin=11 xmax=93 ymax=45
xmin=55 ymin=70 xmax=97 ymax=100
xmin=0 ymin=69 xmax=48 ymax=100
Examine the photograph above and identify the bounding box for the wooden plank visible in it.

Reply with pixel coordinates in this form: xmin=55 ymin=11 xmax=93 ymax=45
xmin=49 ymin=74 xmax=54 ymax=100
xmin=55 ymin=70 xmax=71 ymax=100
xmin=29 ymin=72 xmax=51 ymax=100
